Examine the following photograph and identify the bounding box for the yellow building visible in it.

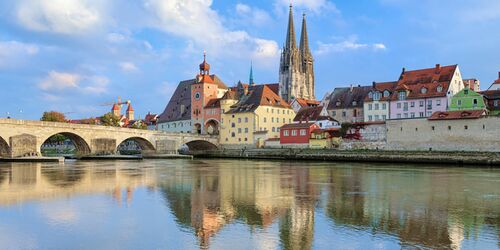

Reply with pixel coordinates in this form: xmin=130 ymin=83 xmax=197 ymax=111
xmin=220 ymin=84 xmax=295 ymax=147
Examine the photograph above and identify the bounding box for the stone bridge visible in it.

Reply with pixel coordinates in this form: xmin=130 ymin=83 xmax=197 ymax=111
xmin=0 ymin=119 xmax=219 ymax=158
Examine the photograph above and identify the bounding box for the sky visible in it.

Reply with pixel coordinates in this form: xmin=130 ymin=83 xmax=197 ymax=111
xmin=1 ymin=0 xmax=500 ymax=120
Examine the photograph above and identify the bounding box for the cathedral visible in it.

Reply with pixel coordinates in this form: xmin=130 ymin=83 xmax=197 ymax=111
xmin=279 ymin=5 xmax=315 ymax=103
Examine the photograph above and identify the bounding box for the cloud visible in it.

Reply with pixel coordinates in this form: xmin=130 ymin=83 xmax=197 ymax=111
xmin=38 ymin=70 xmax=109 ymax=95
xmin=119 ymin=62 xmax=138 ymax=72
xmin=235 ymin=3 xmax=272 ymax=26
xmin=16 ymin=0 xmax=102 ymax=34
xmin=0 ymin=40 xmax=39 ymax=68
xmin=143 ymin=0 xmax=279 ymax=61
xmin=275 ymin=0 xmax=340 ymax=14
xmin=315 ymin=36 xmax=387 ymax=55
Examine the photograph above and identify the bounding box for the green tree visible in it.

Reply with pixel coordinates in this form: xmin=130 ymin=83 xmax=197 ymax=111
xmin=41 ymin=111 xmax=67 ymax=122
xmin=100 ymin=112 xmax=121 ymax=127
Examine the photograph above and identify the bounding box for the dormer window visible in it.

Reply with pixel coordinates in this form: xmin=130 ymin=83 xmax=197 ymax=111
xmin=437 ymin=85 xmax=443 ymax=92
xmin=373 ymin=92 xmax=381 ymax=101
xmin=421 ymin=87 xmax=428 ymax=94
xmin=368 ymin=92 xmax=373 ymax=99
xmin=398 ymin=91 xmax=406 ymax=100
xmin=352 ymin=101 xmax=357 ymax=106
xmin=336 ymin=101 xmax=341 ymax=107
xmin=383 ymin=90 xmax=390 ymax=97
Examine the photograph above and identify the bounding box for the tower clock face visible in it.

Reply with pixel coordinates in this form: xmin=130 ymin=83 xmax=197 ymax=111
xmin=195 ymin=92 xmax=201 ymax=100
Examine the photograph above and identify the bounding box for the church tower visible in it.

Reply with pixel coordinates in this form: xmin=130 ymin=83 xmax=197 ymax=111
xmin=279 ymin=5 xmax=315 ymax=102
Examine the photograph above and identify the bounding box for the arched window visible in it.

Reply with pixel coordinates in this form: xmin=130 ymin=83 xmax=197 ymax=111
xmin=437 ymin=85 xmax=443 ymax=92
xmin=398 ymin=91 xmax=406 ymax=100
xmin=421 ymin=87 xmax=427 ymax=94
xmin=383 ymin=90 xmax=390 ymax=97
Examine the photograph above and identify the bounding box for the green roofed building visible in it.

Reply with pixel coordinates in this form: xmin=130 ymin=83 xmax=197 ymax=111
xmin=449 ymin=87 xmax=486 ymax=111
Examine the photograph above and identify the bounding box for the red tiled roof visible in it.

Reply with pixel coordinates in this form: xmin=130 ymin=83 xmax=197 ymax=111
xmin=494 ymin=72 xmax=500 ymax=84
xmin=481 ymin=90 xmax=500 ymax=99
xmin=204 ymin=98 xmax=222 ymax=109
xmin=391 ymin=64 xmax=457 ymax=100
xmin=428 ymin=110 xmax=486 ymax=120
xmin=281 ymin=122 xmax=316 ymax=129
xmin=227 ymin=84 xmax=290 ymax=113
xmin=265 ymin=83 xmax=279 ymax=95
xmin=126 ymin=104 xmax=134 ymax=112
xmin=112 ymin=103 xmax=120 ymax=111
xmin=365 ymin=81 xmax=397 ymax=102
xmin=293 ymin=106 xmax=335 ymax=122
xmin=198 ymin=74 xmax=214 ymax=84
xmin=295 ymin=98 xmax=320 ymax=108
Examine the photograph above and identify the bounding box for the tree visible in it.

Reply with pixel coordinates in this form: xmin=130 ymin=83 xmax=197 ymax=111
xmin=41 ymin=111 xmax=67 ymax=122
xmin=100 ymin=112 xmax=121 ymax=127
xmin=132 ymin=121 xmax=148 ymax=130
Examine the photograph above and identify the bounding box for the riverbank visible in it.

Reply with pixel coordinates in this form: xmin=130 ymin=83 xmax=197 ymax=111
xmin=0 ymin=156 xmax=64 ymax=163
xmin=191 ymin=148 xmax=500 ymax=166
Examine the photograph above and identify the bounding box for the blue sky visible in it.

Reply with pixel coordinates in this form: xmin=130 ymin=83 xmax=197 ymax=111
xmin=1 ymin=0 xmax=499 ymax=120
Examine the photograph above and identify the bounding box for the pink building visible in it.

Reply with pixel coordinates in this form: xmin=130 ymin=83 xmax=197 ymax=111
xmin=390 ymin=64 xmax=464 ymax=119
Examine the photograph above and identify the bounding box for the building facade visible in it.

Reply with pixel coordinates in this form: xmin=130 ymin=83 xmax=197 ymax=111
xmin=488 ymin=72 xmax=500 ymax=90
xmin=157 ymin=54 xmax=228 ymax=134
xmin=449 ymin=87 xmax=486 ymax=111
xmin=279 ymin=5 xmax=315 ymax=103
xmin=280 ymin=123 xmax=318 ymax=147
xmin=293 ymin=106 xmax=340 ymax=129
xmin=326 ymin=85 xmax=372 ymax=123
xmin=220 ymin=84 xmax=295 ymax=147
xmin=481 ymin=90 xmax=500 ymax=115
xmin=389 ymin=64 xmax=464 ymax=119
xmin=364 ymin=81 xmax=397 ymax=122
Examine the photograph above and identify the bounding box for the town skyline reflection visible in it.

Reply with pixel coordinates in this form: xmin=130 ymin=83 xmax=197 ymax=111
xmin=1 ymin=160 xmax=500 ymax=249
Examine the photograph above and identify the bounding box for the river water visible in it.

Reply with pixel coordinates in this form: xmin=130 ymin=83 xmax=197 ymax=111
xmin=1 ymin=159 xmax=500 ymax=250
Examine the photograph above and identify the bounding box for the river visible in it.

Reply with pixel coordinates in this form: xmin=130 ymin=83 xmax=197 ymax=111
xmin=0 ymin=159 xmax=500 ymax=249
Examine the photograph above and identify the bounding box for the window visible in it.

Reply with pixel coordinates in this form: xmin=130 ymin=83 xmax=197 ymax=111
xmin=375 ymin=104 xmax=379 ymax=110
xmin=272 ymin=127 xmax=275 ymax=132
xmin=369 ymin=104 xmax=373 ymax=110
xmin=427 ymin=111 xmax=432 ymax=117
xmin=238 ymin=128 xmax=242 ymax=133
xmin=397 ymin=103 xmax=401 ymax=109
xmin=231 ymin=123 xmax=235 ymax=128
xmin=374 ymin=92 xmax=381 ymax=101
xmin=271 ymin=109 xmax=274 ymax=114
xmin=464 ymin=89 xmax=469 ymax=95
xmin=419 ymin=101 xmax=424 ymax=107
xmin=410 ymin=102 xmax=415 ymax=108
xmin=432 ymin=126 xmax=435 ymax=130
xmin=473 ymin=99 xmax=478 ymax=106
xmin=375 ymin=115 xmax=380 ymax=120
xmin=448 ymin=126 xmax=451 ymax=130
xmin=419 ymin=112 xmax=424 ymax=117
xmin=342 ymin=111 xmax=346 ymax=117
xmin=437 ymin=85 xmax=443 ymax=92
xmin=352 ymin=101 xmax=357 ymax=106
xmin=231 ymin=132 xmax=235 ymax=137
xmin=292 ymin=130 xmax=297 ymax=136
xmin=494 ymin=100 xmax=499 ymax=107
xmin=383 ymin=90 xmax=390 ymax=97
xmin=382 ymin=115 xmax=387 ymax=120
xmin=300 ymin=129 xmax=306 ymax=136
xmin=368 ymin=115 xmax=373 ymax=121
xmin=332 ymin=111 xmax=337 ymax=116
xmin=319 ymin=122 xmax=323 ymax=127
xmin=399 ymin=91 xmax=406 ymax=100
xmin=464 ymin=125 xmax=468 ymax=130
xmin=238 ymin=118 xmax=241 ymax=123
xmin=245 ymin=117 xmax=248 ymax=122
xmin=437 ymin=100 xmax=441 ymax=106
xmin=283 ymin=118 xmax=286 ymax=123
xmin=457 ymin=100 xmax=462 ymax=106
xmin=404 ymin=113 xmax=408 ymax=118
xmin=244 ymin=138 xmax=248 ymax=142
xmin=403 ymin=102 xmax=408 ymax=111
xmin=427 ymin=100 xmax=433 ymax=109
xmin=264 ymin=117 xmax=267 ymax=123
xmin=284 ymin=130 xmax=289 ymax=136
xmin=421 ymin=87 xmax=427 ymax=94
xmin=271 ymin=117 xmax=274 ymax=123
xmin=411 ymin=113 xmax=415 ymax=118
xmin=245 ymin=128 xmax=248 ymax=133
xmin=397 ymin=114 xmax=402 ymax=119
xmin=194 ymin=92 xmax=201 ymax=100
xmin=368 ymin=92 xmax=373 ymax=99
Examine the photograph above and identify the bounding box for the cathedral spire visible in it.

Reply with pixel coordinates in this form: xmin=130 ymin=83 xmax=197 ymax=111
xmin=285 ymin=4 xmax=297 ymax=50
xmin=249 ymin=61 xmax=255 ymax=86
xmin=300 ymin=13 xmax=312 ymax=57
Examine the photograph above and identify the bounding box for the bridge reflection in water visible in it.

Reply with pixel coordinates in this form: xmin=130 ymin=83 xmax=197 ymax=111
xmin=1 ymin=160 xmax=500 ymax=249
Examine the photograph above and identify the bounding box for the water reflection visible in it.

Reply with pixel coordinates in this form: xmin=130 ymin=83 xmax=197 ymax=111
xmin=1 ymin=160 xmax=500 ymax=249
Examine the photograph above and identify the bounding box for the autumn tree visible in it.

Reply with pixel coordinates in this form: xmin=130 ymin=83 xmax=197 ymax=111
xmin=41 ymin=111 xmax=67 ymax=122
xmin=100 ymin=112 xmax=121 ymax=127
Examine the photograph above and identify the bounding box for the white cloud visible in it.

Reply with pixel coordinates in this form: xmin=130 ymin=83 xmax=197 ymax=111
xmin=315 ymin=37 xmax=387 ymax=55
xmin=38 ymin=71 xmax=80 ymax=91
xmin=38 ymin=70 xmax=109 ymax=94
xmin=144 ymin=0 xmax=279 ymax=61
xmin=253 ymin=39 xmax=279 ymax=59
xmin=275 ymin=0 xmax=340 ymax=14
xmin=119 ymin=62 xmax=138 ymax=72
xmin=0 ymin=40 xmax=39 ymax=68
xmin=235 ymin=3 xmax=272 ymax=26
xmin=16 ymin=0 xmax=102 ymax=34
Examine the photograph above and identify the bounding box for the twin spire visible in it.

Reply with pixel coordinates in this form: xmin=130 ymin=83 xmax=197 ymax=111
xmin=285 ymin=4 xmax=312 ymax=56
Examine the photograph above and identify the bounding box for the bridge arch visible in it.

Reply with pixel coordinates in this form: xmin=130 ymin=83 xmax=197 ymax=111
xmin=40 ymin=132 xmax=91 ymax=156
xmin=0 ymin=136 xmax=10 ymax=158
xmin=117 ymin=137 xmax=156 ymax=154
xmin=204 ymin=119 xmax=219 ymax=135
xmin=184 ymin=140 xmax=218 ymax=151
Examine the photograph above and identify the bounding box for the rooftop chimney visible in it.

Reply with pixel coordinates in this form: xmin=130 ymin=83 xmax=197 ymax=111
xmin=372 ymin=81 xmax=376 ymax=88
xmin=350 ymin=84 xmax=353 ymax=92
xmin=402 ymin=67 xmax=406 ymax=74
xmin=498 ymin=71 xmax=500 ymax=79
